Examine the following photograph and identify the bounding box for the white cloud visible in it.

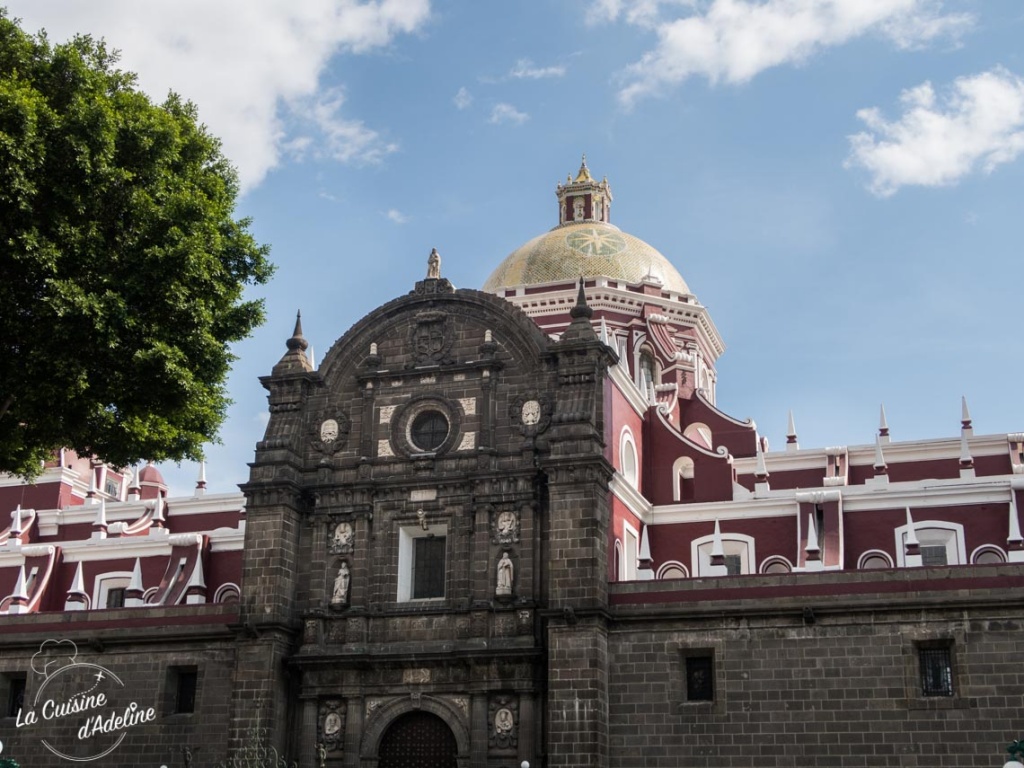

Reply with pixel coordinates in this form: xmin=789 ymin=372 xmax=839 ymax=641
xmin=5 ymin=0 xmax=431 ymax=192
xmin=453 ymin=86 xmax=473 ymax=110
xmin=386 ymin=209 xmax=409 ymax=224
xmin=509 ymin=58 xmax=566 ymax=79
xmin=489 ymin=103 xmax=529 ymax=125
xmin=845 ymin=68 xmax=1024 ymax=197
xmin=301 ymin=88 xmax=399 ymax=164
xmin=613 ymin=0 xmax=972 ymax=106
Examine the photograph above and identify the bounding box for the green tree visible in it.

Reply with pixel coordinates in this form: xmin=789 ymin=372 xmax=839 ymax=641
xmin=0 ymin=11 xmax=273 ymax=477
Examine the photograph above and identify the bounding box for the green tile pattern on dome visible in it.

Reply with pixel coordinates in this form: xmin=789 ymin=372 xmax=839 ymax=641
xmin=483 ymin=221 xmax=690 ymax=295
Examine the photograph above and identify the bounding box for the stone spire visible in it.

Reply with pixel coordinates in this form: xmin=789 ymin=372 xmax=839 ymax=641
xmin=878 ymin=404 xmax=890 ymax=444
xmin=560 ymin=279 xmax=598 ymax=343
xmin=273 ymin=311 xmax=313 ymax=374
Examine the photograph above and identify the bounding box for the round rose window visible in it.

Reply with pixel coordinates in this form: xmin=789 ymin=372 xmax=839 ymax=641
xmin=410 ymin=410 xmax=449 ymax=452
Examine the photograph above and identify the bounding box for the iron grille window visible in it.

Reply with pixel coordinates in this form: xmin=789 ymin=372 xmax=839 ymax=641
xmin=410 ymin=411 xmax=449 ymax=452
xmin=921 ymin=545 xmax=948 ymax=566
xmin=412 ymin=536 xmax=446 ymax=599
xmin=724 ymin=554 xmax=742 ymax=576
xmin=919 ymin=645 xmax=953 ymax=697
xmin=6 ymin=675 xmax=26 ymax=717
xmin=685 ymin=655 xmax=714 ymax=701
xmin=105 ymin=587 xmax=126 ymax=608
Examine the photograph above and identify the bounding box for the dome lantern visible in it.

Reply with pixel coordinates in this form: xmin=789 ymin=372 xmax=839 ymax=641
xmin=556 ymin=154 xmax=612 ymax=226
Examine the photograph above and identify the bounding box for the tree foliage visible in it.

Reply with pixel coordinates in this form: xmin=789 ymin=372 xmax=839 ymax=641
xmin=0 ymin=11 xmax=273 ymax=477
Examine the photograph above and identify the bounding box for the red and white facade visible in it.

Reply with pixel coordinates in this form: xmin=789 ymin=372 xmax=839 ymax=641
xmin=485 ymin=160 xmax=1024 ymax=587
xmin=0 ymin=450 xmax=243 ymax=615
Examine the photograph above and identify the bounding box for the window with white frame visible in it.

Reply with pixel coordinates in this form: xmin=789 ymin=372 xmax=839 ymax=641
xmin=620 ymin=428 xmax=638 ymax=487
xmin=895 ymin=521 xmax=965 ymax=567
xmin=93 ymin=573 xmax=132 ymax=610
xmin=397 ymin=523 xmax=447 ymax=601
xmin=692 ymin=533 xmax=755 ymax=577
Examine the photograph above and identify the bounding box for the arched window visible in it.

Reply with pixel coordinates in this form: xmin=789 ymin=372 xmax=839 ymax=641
xmin=638 ymin=350 xmax=656 ymax=396
xmin=620 ymin=428 xmax=638 ymax=487
xmin=760 ymin=556 xmax=792 ymax=574
xmin=672 ymin=456 xmax=695 ymax=502
xmin=683 ymin=422 xmax=713 ymax=451
xmin=971 ymin=545 xmax=1006 ymax=565
xmin=621 ymin=522 xmax=639 ymax=581
xmin=656 ymin=561 xmax=688 ymax=580
xmin=858 ymin=550 xmax=894 ymax=570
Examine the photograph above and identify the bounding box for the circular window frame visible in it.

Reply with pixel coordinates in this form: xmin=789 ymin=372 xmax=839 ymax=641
xmin=391 ymin=396 xmax=461 ymax=458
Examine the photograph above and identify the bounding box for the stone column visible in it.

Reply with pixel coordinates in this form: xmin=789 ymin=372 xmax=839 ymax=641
xmin=300 ymin=697 xmax=318 ymax=768
xmin=471 ymin=693 xmax=488 ymax=764
xmin=518 ymin=693 xmax=536 ymax=767
xmin=344 ymin=696 xmax=363 ymax=768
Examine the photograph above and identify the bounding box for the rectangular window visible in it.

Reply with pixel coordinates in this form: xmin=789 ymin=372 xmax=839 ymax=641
xmin=105 ymin=587 xmax=126 ymax=608
xmin=6 ymin=675 xmax=26 ymax=717
xmin=919 ymin=645 xmax=953 ymax=697
xmin=724 ymin=554 xmax=742 ymax=576
xmin=166 ymin=667 xmax=198 ymax=714
xmin=684 ymin=654 xmax=715 ymax=702
xmin=921 ymin=545 xmax=948 ymax=566
xmin=412 ymin=536 xmax=446 ymax=599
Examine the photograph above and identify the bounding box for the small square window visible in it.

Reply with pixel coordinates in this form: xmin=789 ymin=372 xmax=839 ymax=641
xmin=921 ymin=545 xmax=948 ymax=566
xmin=105 ymin=587 xmax=126 ymax=609
xmin=723 ymin=555 xmax=742 ymax=576
xmin=919 ymin=645 xmax=953 ymax=697
xmin=5 ymin=675 xmax=26 ymax=717
xmin=685 ymin=654 xmax=715 ymax=702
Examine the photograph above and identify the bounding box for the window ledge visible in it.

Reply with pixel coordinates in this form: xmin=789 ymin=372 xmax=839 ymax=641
xmin=907 ymin=696 xmax=974 ymax=710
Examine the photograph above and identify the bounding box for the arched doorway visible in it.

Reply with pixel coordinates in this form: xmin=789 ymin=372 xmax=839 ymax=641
xmin=378 ymin=710 xmax=458 ymax=768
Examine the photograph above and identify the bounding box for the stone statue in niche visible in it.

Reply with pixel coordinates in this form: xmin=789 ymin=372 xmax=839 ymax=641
xmin=331 ymin=561 xmax=350 ymax=606
xmin=573 ymin=196 xmax=585 ymax=221
xmin=427 ymin=247 xmax=441 ymax=279
xmin=493 ymin=508 xmax=520 ymax=544
xmin=329 ymin=521 xmax=354 ymax=554
xmin=496 ymin=551 xmax=514 ymax=597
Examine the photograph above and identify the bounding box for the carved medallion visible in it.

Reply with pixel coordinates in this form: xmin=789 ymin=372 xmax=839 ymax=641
xmin=510 ymin=394 xmax=552 ymax=437
xmin=319 ymin=700 xmax=344 ymax=750
xmin=488 ymin=696 xmax=519 ymax=750
xmin=493 ymin=508 xmax=520 ymax=544
xmin=328 ymin=521 xmax=354 ymax=554
xmin=310 ymin=412 xmax=350 ymax=455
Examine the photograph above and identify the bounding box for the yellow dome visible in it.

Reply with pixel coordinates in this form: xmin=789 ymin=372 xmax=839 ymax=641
xmin=482 ymin=221 xmax=691 ymax=295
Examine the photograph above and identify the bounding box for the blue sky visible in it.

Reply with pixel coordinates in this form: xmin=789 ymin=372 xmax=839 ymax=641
xmin=7 ymin=1 xmax=1024 ymax=494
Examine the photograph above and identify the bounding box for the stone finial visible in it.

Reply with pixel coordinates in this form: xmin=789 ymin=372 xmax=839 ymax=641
xmin=10 ymin=504 xmax=22 ymax=540
xmin=128 ymin=465 xmax=142 ymax=501
xmin=195 ymin=460 xmax=207 ymax=496
xmin=873 ymin=435 xmax=888 ymax=474
xmin=786 ymin=411 xmax=798 ymax=451
xmin=427 ymin=248 xmax=441 ymax=279
xmin=710 ymin=519 xmax=725 ymax=565
xmin=878 ymin=404 xmax=890 ymax=444
xmin=288 ymin=311 xmax=308 ymax=352
xmin=904 ymin=507 xmax=920 ymax=554
xmin=93 ymin=498 xmax=108 ymax=537
xmin=9 ymin=565 xmax=29 ymax=613
xmin=65 ymin=562 xmax=88 ymax=611
xmin=125 ymin=558 xmax=145 ymax=607
xmin=570 ymin=278 xmax=592 ymax=321
xmin=961 ymin=395 xmax=973 ymax=436
xmin=151 ymin=495 xmax=165 ymax=528
xmin=274 ymin=311 xmax=313 ymax=374
xmin=575 ymin=154 xmax=592 ymax=183
xmin=805 ymin=512 xmax=820 ymax=557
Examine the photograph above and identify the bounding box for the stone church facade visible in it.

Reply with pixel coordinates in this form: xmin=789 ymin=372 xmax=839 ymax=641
xmin=2 ymin=159 xmax=1024 ymax=767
